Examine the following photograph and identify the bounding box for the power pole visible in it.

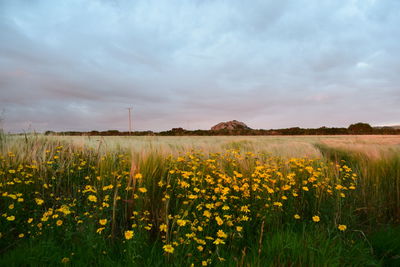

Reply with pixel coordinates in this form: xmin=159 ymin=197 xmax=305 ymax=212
xmin=127 ymin=107 xmax=132 ymax=134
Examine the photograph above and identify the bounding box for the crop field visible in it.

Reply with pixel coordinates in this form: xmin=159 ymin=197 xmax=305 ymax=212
xmin=0 ymin=134 xmax=399 ymax=266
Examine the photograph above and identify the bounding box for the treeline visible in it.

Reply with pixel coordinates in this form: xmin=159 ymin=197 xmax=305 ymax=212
xmin=45 ymin=123 xmax=400 ymax=136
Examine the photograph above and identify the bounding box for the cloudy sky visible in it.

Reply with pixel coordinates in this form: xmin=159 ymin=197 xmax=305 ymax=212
xmin=0 ymin=0 xmax=399 ymax=132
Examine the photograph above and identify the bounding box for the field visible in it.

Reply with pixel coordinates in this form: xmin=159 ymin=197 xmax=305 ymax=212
xmin=0 ymin=134 xmax=399 ymax=266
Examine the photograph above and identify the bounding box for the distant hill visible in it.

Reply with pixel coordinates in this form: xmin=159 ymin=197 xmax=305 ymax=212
xmin=211 ymin=120 xmax=251 ymax=131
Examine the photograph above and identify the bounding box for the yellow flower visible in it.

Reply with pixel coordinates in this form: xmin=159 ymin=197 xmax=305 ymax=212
xmin=6 ymin=215 xmax=15 ymax=221
xmin=217 ymin=230 xmax=227 ymax=238
xmin=273 ymin=202 xmax=283 ymax=207
xmin=8 ymin=204 xmax=14 ymax=209
xmin=134 ymin=173 xmax=143 ymax=179
xmin=35 ymin=198 xmax=44 ymax=205
xmin=202 ymin=261 xmax=208 ymax=266
xmin=294 ymin=214 xmax=301 ymax=219
xmin=177 ymin=219 xmax=186 ymax=227
xmin=99 ymin=219 xmax=107 ymax=225
xmin=240 ymin=205 xmax=250 ymax=212
xmin=163 ymin=244 xmax=174 ymax=254
xmin=302 ymin=186 xmax=309 ymax=191
xmin=138 ymin=187 xmax=147 ymax=193
xmin=215 ymin=216 xmax=223 ymax=226
xmin=96 ymin=227 xmax=105 ymax=233
xmin=312 ymin=216 xmax=320 ymax=222
xmin=236 ymin=226 xmax=243 ymax=232
xmin=8 ymin=169 xmax=16 ymax=174
xmin=203 ymin=210 xmax=211 ymax=218
xmin=61 ymin=257 xmax=70 ymax=263
xmin=18 ymin=233 xmax=24 ymax=238
xmin=88 ymin=195 xmax=97 ymax=202
xmin=338 ymin=224 xmax=347 ymax=231
xmin=213 ymin=238 xmax=225 ymax=245
xmin=27 ymin=218 xmax=33 ymax=223
xmin=124 ymin=230 xmax=134 ymax=240
xmin=197 ymin=245 xmax=204 ymax=252
xmin=159 ymin=224 xmax=167 ymax=232
xmin=56 ymin=220 xmax=63 ymax=226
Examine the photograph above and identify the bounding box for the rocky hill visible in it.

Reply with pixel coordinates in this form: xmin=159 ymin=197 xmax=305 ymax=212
xmin=211 ymin=120 xmax=251 ymax=131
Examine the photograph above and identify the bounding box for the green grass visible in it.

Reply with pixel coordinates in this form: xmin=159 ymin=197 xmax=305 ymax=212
xmin=0 ymin=134 xmax=399 ymax=266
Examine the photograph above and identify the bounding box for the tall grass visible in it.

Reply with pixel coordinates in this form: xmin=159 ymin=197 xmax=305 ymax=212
xmin=0 ymin=135 xmax=399 ymax=266
xmin=315 ymin=144 xmax=400 ymax=226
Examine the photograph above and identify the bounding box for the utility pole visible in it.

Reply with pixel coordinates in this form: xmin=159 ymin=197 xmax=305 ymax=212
xmin=127 ymin=107 xmax=132 ymax=134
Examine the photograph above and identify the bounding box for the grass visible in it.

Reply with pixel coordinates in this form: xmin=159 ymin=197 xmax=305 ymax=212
xmin=0 ymin=134 xmax=399 ymax=266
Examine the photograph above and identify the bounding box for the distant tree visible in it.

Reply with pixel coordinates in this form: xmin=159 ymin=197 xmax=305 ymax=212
xmin=348 ymin=122 xmax=373 ymax=134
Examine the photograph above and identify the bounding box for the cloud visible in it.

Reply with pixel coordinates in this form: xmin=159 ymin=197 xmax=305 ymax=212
xmin=1 ymin=0 xmax=399 ymax=132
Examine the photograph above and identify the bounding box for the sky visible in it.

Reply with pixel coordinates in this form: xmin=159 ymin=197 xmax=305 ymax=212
xmin=0 ymin=0 xmax=399 ymax=132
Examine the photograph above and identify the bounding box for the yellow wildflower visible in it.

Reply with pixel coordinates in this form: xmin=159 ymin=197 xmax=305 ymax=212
xmin=159 ymin=224 xmax=167 ymax=232
xmin=35 ymin=198 xmax=44 ymax=205
xmin=124 ymin=230 xmax=134 ymax=240
xmin=177 ymin=219 xmax=186 ymax=227
xmin=163 ymin=244 xmax=174 ymax=254
xmin=88 ymin=195 xmax=97 ymax=202
xmin=138 ymin=187 xmax=147 ymax=193
xmin=217 ymin=230 xmax=227 ymax=238
xmin=215 ymin=216 xmax=223 ymax=225
xmin=312 ymin=216 xmax=320 ymax=222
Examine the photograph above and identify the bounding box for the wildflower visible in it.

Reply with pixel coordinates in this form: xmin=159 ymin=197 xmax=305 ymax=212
xmin=273 ymin=202 xmax=283 ymax=207
xmin=88 ymin=195 xmax=97 ymax=202
xmin=124 ymin=230 xmax=134 ymax=240
xmin=338 ymin=224 xmax=347 ymax=231
xmin=213 ymin=238 xmax=225 ymax=245
xmin=236 ymin=226 xmax=243 ymax=232
xmin=163 ymin=244 xmax=174 ymax=254
xmin=215 ymin=216 xmax=223 ymax=226
xmin=27 ymin=218 xmax=33 ymax=223
xmin=18 ymin=233 xmax=24 ymax=238
xmin=159 ymin=224 xmax=167 ymax=232
xmin=56 ymin=220 xmax=63 ymax=226
xmin=35 ymin=198 xmax=44 ymax=205
xmin=202 ymin=261 xmax=208 ymax=266
xmin=177 ymin=219 xmax=186 ymax=226
xmin=99 ymin=219 xmax=107 ymax=225
xmin=61 ymin=257 xmax=70 ymax=263
xmin=96 ymin=227 xmax=105 ymax=233
xmin=138 ymin=187 xmax=147 ymax=193
xmin=312 ymin=216 xmax=320 ymax=222
xmin=203 ymin=210 xmax=211 ymax=218
xmin=240 ymin=205 xmax=250 ymax=212
xmin=197 ymin=245 xmax=204 ymax=252
xmin=294 ymin=214 xmax=301 ymax=219
xmin=217 ymin=230 xmax=227 ymax=238
xmin=134 ymin=173 xmax=143 ymax=179
xmin=6 ymin=215 xmax=15 ymax=221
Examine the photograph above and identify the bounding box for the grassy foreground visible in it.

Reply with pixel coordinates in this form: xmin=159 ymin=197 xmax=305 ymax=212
xmin=0 ymin=134 xmax=399 ymax=266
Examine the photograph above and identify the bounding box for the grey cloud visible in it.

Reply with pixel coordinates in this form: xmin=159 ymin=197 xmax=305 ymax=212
xmin=1 ymin=0 xmax=399 ymax=132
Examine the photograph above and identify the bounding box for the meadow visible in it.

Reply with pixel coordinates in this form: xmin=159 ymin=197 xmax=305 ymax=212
xmin=0 ymin=134 xmax=399 ymax=266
